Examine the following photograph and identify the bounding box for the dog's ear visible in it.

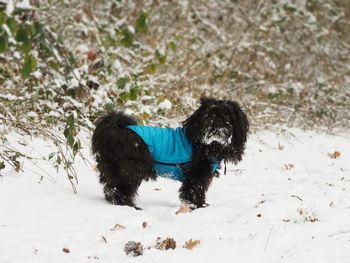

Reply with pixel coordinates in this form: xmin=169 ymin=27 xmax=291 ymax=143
xmin=226 ymin=101 xmax=249 ymax=164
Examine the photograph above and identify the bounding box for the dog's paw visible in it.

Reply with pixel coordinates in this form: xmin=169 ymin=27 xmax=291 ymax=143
xmin=175 ymin=203 xmax=192 ymax=214
xmin=178 ymin=201 xmax=209 ymax=211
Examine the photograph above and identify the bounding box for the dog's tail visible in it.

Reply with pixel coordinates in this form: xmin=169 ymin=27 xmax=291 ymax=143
xmin=92 ymin=111 xmax=137 ymax=163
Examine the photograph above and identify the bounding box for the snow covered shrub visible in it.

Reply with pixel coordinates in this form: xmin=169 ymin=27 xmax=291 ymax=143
xmin=1 ymin=0 xmax=349 ymax=191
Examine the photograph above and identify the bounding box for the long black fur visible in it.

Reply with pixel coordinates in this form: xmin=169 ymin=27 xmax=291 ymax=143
xmin=92 ymin=98 xmax=249 ymax=209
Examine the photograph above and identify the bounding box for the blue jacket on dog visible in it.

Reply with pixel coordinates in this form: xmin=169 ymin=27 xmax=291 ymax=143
xmin=127 ymin=126 xmax=220 ymax=181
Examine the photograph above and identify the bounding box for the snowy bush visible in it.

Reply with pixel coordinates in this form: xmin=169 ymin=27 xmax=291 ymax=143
xmin=0 ymin=0 xmax=349 ymax=190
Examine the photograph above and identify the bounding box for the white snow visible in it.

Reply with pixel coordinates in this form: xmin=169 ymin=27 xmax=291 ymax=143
xmin=1 ymin=129 xmax=350 ymax=262
xmin=4 ymin=0 xmax=14 ymax=15
xmin=16 ymin=0 xmax=32 ymax=10
xmin=158 ymin=99 xmax=172 ymax=111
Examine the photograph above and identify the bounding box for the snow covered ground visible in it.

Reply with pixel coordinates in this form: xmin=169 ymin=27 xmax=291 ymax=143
xmin=1 ymin=128 xmax=350 ymax=263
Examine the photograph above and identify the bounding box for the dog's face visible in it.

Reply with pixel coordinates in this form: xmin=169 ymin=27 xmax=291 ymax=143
xmin=183 ymin=98 xmax=249 ymax=163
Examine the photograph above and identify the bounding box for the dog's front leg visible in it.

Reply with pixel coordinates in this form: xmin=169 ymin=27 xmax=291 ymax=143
xmin=179 ymin=159 xmax=213 ymax=209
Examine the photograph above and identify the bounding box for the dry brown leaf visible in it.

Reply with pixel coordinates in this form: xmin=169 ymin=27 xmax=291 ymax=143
xmin=328 ymin=151 xmax=341 ymax=159
xmin=284 ymin=163 xmax=294 ymax=170
xmin=62 ymin=247 xmax=70 ymax=253
xmin=124 ymin=241 xmax=143 ymax=257
xmin=87 ymin=50 xmax=97 ymax=61
xmin=184 ymin=239 xmax=201 ymax=250
xmin=278 ymin=143 xmax=284 ymax=150
xmin=155 ymin=237 xmax=176 ymax=250
xmin=88 ymin=255 xmax=100 ymax=260
xmin=110 ymin=223 xmax=126 ymax=231
xmin=142 ymin=222 xmax=148 ymax=228
xmin=83 ymin=5 xmax=95 ymax=20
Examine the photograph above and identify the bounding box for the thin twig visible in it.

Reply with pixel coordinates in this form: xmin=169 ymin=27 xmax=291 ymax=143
xmin=291 ymin=195 xmax=303 ymax=202
xmin=329 ymin=230 xmax=350 ymax=238
xmin=264 ymin=226 xmax=273 ymax=253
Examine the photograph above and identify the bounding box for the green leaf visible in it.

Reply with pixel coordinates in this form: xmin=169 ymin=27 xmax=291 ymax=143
xmin=67 ymin=134 xmax=75 ymax=147
xmin=155 ymin=49 xmax=167 ymax=64
xmin=0 ymin=12 xmax=5 ymax=26
xmin=16 ymin=25 xmax=29 ymax=42
xmin=168 ymin=41 xmax=176 ymax=52
xmin=21 ymin=55 xmax=37 ymax=78
xmin=135 ymin=12 xmax=148 ymax=33
xmin=48 ymin=152 xmax=55 ymax=160
xmin=6 ymin=17 xmax=17 ymax=34
xmin=0 ymin=160 xmax=5 ymax=170
xmin=68 ymin=52 xmax=77 ymax=65
xmin=72 ymin=140 xmax=81 ymax=156
xmin=39 ymin=41 xmax=53 ymax=57
xmin=49 ymin=60 xmax=59 ymax=71
xmin=20 ymin=39 xmax=32 ymax=53
xmin=104 ymin=102 xmax=115 ymax=112
xmin=63 ymin=127 xmax=69 ymax=137
xmin=120 ymin=28 xmax=134 ymax=48
xmin=56 ymin=155 xmax=62 ymax=165
xmin=30 ymin=21 xmax=44 ymax=37
xmin=117 ymin=77 xmax=127 ymax=89
xmin=66 ymin=114 xmax=75 ymax=127
xmin=0 ymin=32 xmax=8 ymax=53
xmin=144 ymin=63 xmax=157 ymax=74
xmin=118 ymin=91 xmax=130 ymax=103
xmin=129 ymin=86 xmax=140 ymax=100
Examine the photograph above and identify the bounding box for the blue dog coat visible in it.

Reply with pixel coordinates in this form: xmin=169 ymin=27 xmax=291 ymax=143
xmin=127 ymin=125 xmax=220 ymax=181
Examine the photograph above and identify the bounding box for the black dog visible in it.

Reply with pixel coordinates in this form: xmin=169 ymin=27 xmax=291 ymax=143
xmin=92 ymin=98 xmax=249 ymax=209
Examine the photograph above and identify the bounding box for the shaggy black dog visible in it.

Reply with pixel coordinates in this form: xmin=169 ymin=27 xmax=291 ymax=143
xmin=92 ymin=98 xmax=249 ymax=209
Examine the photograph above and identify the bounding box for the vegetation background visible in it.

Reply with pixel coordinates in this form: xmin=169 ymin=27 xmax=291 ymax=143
xmin=1 ymin=0 xmax=349 ymax=188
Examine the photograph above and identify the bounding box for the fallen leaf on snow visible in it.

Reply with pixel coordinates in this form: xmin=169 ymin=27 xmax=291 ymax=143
xmin=328 ymin=151 xmax=341 ymax=159
xmin=184 ymin=239 xmax=201 ymax=250
xmin=124 ymin=241 xmax=143 ymax=257
xmin=88 ymin=255 xmax=100 ymax=260
xmin=110 ymin=223 xmax=126 ymax=231
xmin=155 ymin=237 xmax=176 ymax=250
xmin=284 ymin=163 xmax=294 ymax=170
xmin=62 ymin=247 xmax=70 ymax=253
xmin=278 ymin=142 xmax=284 ymax=150
xmin=142 ymin=222 xmax=148 ymax=228
xmin=254 ymin=200 xmax=266 ymax=208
